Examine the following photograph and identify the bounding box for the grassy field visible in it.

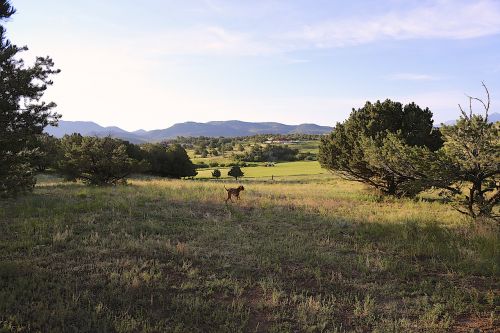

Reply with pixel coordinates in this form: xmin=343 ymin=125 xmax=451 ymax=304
xmin=292 ymin=140 xmax=320 ymax=153
xmin=0 ymin=174 xmax=498 ymax=332
xmin=196 ymin=161 xmax=326 ymax=180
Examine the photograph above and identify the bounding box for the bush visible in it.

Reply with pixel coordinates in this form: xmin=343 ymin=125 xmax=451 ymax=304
xmin=196 ymin=162 xmax=209 ymax=169
xmin=297 ymin=152 xmax=317 ymax=161
xmin=30 ymin=134 xmax=62 ymax=172
xmin=212 ymin=169 xmax=221 ymax=178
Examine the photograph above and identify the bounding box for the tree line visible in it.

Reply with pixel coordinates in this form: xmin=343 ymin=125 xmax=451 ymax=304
xmin=237 ymin=144 xmax=300 ymax=162
xmin=167 ymin=134 xmax=321 ymax=159
xmin=30 ymin=134 xmax=198 ymax=186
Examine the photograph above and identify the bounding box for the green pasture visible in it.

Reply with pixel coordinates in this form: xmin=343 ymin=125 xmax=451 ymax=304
xmin=195 ymin=161 xmax=327 ymax=179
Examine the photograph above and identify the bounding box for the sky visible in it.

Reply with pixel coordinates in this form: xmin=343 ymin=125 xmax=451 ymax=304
xmin=5 ymin=0 xmax=500 ymax=131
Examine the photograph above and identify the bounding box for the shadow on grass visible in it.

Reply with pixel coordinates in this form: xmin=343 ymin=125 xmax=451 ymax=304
xmin=0 ymin=183 xmax=498 ymax=332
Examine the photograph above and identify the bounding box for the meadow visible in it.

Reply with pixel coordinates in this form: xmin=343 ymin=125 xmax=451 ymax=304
xmin=0 ymin=171 xmax=498 ymax=332
xmin=195 ymin=161 xmax=326 ymax=179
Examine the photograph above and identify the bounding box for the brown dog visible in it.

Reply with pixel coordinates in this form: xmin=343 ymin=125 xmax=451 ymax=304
xmin=224 ymin=185 xmax=244 ymax=203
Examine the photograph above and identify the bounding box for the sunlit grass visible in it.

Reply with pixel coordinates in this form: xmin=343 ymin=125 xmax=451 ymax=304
xmin=0 ymin=174 xmax=498 ymax=332
xmin=195 ymin=161 xmax=326 ymax=179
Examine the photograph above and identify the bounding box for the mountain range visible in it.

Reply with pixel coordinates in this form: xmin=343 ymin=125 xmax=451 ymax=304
xmin=441 ymin=112 xmax=500 ymax=125
xmin=45 ymin=120 xmax=334 ymax=143
xmin=45 ymin=113 xmax=500 ymax=143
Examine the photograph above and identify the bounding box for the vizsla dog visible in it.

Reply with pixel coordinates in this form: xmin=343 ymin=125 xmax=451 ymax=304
xmin=224 ymin=185 xmax=244 ymax=203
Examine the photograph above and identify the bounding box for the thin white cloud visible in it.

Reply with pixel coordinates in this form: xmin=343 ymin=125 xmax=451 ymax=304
xmin=145 ymin=1 xmax=500 ymax=57
xmin=284 ymin=58 xmax=310 ymax=65
xmin=69 ymin=1 xmax=500 ymax=59
xmin=144 ymin=26 xmax=278 ymax=56
xmin=387 ymin=73 xmax=441 ymax=81
xmin=289 ymin=0 xmax=500 ymax=48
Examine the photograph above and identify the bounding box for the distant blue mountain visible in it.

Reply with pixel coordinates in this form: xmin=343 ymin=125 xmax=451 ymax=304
xmin=45 ymin=120 xmax=333 ymax=143
xmin=440 ymin=112 xmax=500 ymax=126
xmin=45 ymin=121 xmax=148 ymax=143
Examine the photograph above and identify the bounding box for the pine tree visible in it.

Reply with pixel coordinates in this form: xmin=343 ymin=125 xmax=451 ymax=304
xmin=0 ymin=0 xmax=60 ymax=197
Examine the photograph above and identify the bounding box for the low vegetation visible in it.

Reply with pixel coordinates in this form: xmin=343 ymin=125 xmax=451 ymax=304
xmin=238 ymin=144 xmax=300 ymax=162
xmin=1 ymin=175 xmax=498 ymax=332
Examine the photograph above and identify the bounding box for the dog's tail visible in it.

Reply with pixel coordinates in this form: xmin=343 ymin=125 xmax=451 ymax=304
xmin=224 ymin=185 xmax=228 ymax=192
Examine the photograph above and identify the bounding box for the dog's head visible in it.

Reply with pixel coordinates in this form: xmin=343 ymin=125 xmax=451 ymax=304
xmin=238 ymin=185 xmax=245 ymax=191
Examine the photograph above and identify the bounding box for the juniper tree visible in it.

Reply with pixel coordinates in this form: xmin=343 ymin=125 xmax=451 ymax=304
xmin=439 ymin=84 xmax=499 ymax=218
xmin=58 ymin=135 xmax=140 ymax=185
xmin=228 ymin=166 xmax=244 ymax=181
xmin=359 ymin=84 xmax=499 ymax=218
xmin=141 ymin=143 xmax=197 ymax=178
xmin=319 ymin=100 xmax=442 ymax=196
xmin=0 ymin=0 xmax=60 ymax=197
xmin=30 ymin=133 xmax=62 ymax=172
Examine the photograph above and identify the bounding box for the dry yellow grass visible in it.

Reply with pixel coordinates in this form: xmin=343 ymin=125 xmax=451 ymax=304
xmin=1 ymin=174 xmax=497 ymax=332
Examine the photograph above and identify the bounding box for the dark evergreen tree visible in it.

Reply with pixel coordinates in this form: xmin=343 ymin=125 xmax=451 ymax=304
xmin=212 ymin=169 xmax=221 ymax=178
xmin=319 ymin=99 xmax=442 ymax=196
xmin=30 ymin=133 xmax=62 ymax=171
xmin=434 ymin=85 xmax=498 ymax=218
xmin=164 ymin=144 xmax=197 ymax=178
xmin=142 ymin=143 xmax=197 ymax=178
xmin=228 ymin=166 xmax=244 ymax=180
xmin=354 ymin=84 xmax=499 ymax=218
xmin=0 ymin=0 xmax=60 ymax=197
xmin=58 ymin=135 xmax=139 ymax=185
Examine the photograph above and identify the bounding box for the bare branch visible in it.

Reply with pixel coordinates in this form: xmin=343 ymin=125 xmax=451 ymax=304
xmin=458 ymin=103 xmax=468 ymax=120
xmin=469 ymin=96 xmax=489 ymax=115
xmin=482 ymin=81 xmax=490 ymax=120
xmin=463 ymin=82 xmax=490 ymax=120
xmin=469 ymin=95 xmax=473 ymax=118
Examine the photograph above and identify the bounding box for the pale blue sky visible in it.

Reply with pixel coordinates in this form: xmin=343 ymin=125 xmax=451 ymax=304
xmin=7 ymin=0 xmax=500 ymax=130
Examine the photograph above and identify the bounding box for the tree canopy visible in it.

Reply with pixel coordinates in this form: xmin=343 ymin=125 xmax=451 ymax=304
xmin=58 ymin=135 xmax=140 ymax=185
xmin=211 ymin=169 xmax=221 ymax=178
xmin=319 ymin=99 xmax=442 ymax=196
xmin=228 ymin=166 xmax=244 ymax=180
xmin=0 ymin=0 xmax=60 ymax=197
xmin=142 ymin=143 xmax=197 ymax=178
xmin=338 ymin=85 xmax=499 ymax=219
